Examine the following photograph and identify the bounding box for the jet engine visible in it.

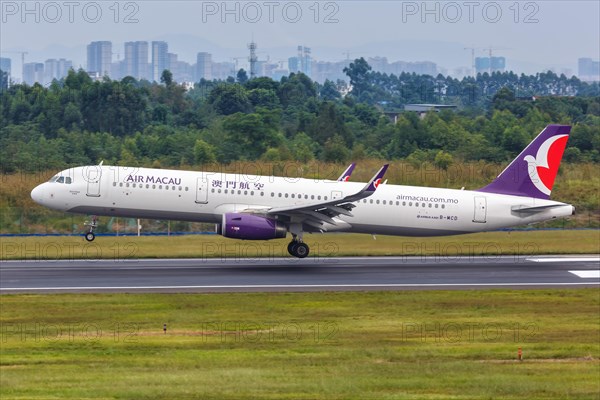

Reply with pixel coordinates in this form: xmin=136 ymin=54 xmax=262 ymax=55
xmin=217 ymin=213 xmax=287 ymax=240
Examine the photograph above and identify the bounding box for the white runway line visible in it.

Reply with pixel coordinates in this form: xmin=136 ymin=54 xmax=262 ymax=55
xmin=527 ymin=257 xmax=600 ymax=263
xmin=569 ymin=270 xmax=600 ymax=278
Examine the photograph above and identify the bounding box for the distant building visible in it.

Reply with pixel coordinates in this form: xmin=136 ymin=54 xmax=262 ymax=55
xmin=151 ymin=41 xmax=168 ymax=82
xmin=212 ymin=61 xmax=235 ymax=80
xmin=196 ymin=52 xmax=212 ymax=81
xmin=167 ymin=53 xmax=194 ymax=83
xmin=578 ymin=58 xmax=600 ymax=82
xmin=288 ymin=46 xmax=312 ymax=77
xmin=23 ymin=62 xmax=44 ymax=85
xmin=403 ymin=104 xmax=457 ymax=119
xmin=86 ymin=41 xmax=112 ymax=77
xmin=124 ymin=41 xmax=150 ymax=80
xmin=311 ymin=60 xmax=350 ymax=83
xmin=0 ymin=57 xmax=11 ymax=84
xmin=475 ymin=57 xmax=505 ymax=74
xmin=44 ymin=58 xmax=73 ymax=84
xmin=0 ymin=57 xmax=11 ymax=75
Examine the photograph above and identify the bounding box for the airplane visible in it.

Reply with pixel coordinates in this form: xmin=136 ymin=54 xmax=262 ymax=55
xmin=31 ymin=125 xmax=575 ymax=258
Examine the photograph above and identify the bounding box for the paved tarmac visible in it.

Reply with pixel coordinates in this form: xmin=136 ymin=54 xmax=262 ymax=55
xmin=1 ymin=256 xmax=598 ymax=293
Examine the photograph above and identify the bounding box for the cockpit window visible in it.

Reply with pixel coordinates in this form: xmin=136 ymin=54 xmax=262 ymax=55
xmin=49 ymin=175 xmax=72 ymax=184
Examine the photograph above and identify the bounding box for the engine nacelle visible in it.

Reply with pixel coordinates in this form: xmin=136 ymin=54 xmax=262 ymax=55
xmin=217 ymin=213 xmax=287 ymax=240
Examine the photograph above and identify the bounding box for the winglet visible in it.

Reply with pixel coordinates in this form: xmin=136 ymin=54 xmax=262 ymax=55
xmin=337 ymin=163 xmax=356 ymax=182
xmin=364 ymin=164 xmax=389 ymax=192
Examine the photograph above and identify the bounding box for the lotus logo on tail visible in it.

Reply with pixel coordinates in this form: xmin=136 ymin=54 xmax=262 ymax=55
xmin=524 ymin=134 xmax=569 ymax=196
xmin=374 ymin=178 xmax=382 ymax=188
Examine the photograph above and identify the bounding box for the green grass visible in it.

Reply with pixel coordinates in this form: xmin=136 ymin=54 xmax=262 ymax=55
xmin=1 ymin=231 xmax=599 ymax=260
xmin=1 ymin=290 xmax=599 ymax=399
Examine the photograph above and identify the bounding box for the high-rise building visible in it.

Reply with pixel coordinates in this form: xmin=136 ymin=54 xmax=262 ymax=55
xmin=196 ymin=52 xmax=212 ymax=81
xmin=44 ymin=58 xmax=73 ymax=84
xmin=23 ymin=62 xmax=44 ymax=85
xmin=151 ymin=41 xmax=168 ymax=82
xmin=475 ymin=57 xmax=505 ymax=74
xmin=124 ymin=41 xmax=150 ymax=80
xmin=0 ymin=57 xmax=11 ymax=75
xmin=0 ymin=57 xmax=10 ymax=90
xmin=578 ymin=58 xmax=600 ymax=81
xmin=86 ymin=41 xmax=112 ymax=77
xmin=289 ymin=46 xmax=312 ymax=77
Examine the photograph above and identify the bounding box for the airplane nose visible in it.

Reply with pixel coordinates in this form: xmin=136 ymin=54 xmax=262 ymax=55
xmin=31 ymin=184 xmax=45 ymax=204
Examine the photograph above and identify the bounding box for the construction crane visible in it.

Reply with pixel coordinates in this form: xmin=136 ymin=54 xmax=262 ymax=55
xmin=231 ymin=57 xmax=247 ymax=77
xmin=481 ymin=46 xmax=511 ymax=74
xmin=0 ymin=50 xmax=28 ymax=82
xmin=463 ymin=47 xmax=482 ymax=76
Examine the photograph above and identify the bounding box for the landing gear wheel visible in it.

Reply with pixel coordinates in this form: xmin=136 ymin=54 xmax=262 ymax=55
xmin=84 ymin=216 xmax=98 ymax=242
xmin=288 ymin=241 xmax=309 ymax=258
xmin=294 ymin=243 xmax=309 ymax=258
xmin=287 ymin=241 xmax=298 ymax=255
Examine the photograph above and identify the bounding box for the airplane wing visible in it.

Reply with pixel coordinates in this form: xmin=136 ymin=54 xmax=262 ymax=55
xmin=337 ymin=163 xmax=356 ymax=182
xmin=262 ymin=165 xmax=388 ymax=229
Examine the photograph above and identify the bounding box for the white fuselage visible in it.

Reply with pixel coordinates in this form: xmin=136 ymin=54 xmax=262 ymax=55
xmin=31 ymin=166 xmax=574 ymax=237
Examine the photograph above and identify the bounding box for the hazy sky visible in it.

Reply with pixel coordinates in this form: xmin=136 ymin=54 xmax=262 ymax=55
xmin=1 ymin=1 xmax=599 ymax=79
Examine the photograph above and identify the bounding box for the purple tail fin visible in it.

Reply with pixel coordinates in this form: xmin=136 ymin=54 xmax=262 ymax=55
xmin=477 ymin=125 xmax=571 ymax=199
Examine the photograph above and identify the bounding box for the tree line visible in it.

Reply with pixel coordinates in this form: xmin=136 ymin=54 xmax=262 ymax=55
xmin=0 ymin=60 xmax=598 ymax=173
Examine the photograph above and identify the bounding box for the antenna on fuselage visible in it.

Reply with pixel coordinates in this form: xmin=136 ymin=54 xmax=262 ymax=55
xmin=99 ymin=160 xmax=104 ymax=166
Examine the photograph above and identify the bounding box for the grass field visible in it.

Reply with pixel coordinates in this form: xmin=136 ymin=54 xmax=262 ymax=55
xmin=1 ymin=290 xmax=599 ymax=399
xmin=1 ymin=230 xmax=599 ymax=260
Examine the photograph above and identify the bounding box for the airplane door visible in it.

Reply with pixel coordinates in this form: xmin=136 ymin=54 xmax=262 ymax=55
xmin=331 ymin=190 xmax=343 ymax=201
xmin=473 ymin=196 xmax=487 ymax=223
xmin=85 ymin=166 xmax=101 ymax=197
xmin=195 ymin=177 xmax=209 ymax=204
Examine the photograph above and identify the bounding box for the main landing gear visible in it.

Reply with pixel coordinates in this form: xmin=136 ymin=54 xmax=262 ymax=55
xmin=84 ymin=216 xmax=98 ymax=242
xmin=287 ymin=240 xmax=309 ymax=258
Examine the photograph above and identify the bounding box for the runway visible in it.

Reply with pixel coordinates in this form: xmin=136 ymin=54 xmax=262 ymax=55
xmin=1 ymin=255 xmax=599 ymax=293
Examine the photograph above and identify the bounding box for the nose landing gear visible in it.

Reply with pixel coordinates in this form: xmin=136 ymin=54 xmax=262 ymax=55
xmin=84 ymin=216 xmax=98 ymax=242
